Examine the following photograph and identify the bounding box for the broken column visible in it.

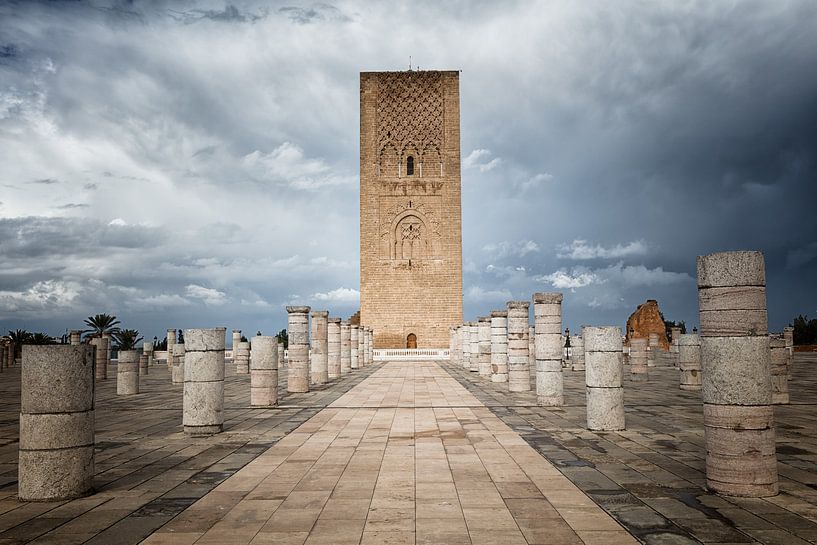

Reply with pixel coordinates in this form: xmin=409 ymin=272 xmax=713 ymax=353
xmin=678 ymin=334 xmax=702 ymax=391
xmin=69 ymin=330 xmax=82 ymax=346
xmin=143 ymin=341 xmax=154 ymax=373
xmin=468 ymin=322 xmax=479 ymax=372
xmin=92 ymin=336 xmax=108 ymax=380
xmin=171 ymin=342 xmax=185 ymax=384
xmin=629 ymin=337 xmax=649 ymax=382
xmin=572 ymin=335 xmax=585 ymax=372
xmin=671 ymin=327 xmax=682 ymax=354
xmin=166 ymin=328 xmax=176 ymax=369
xmin=459 ymin=325 xmax=469 ymax=370
xmin=585 ymin=326 xmax=625 ymax=431
xmin=357 ymin=324 xmax=365 ymax=369
xmin=232 ymin=330 xmax=241 ymax=359
xmin=490 ymin=311 xmax=508 ymax=383
xmin=234 ymin=341 xmax=250 ymax=374
xmin=287 ymin=306 xmax=311 ymax=393
xmin=770 ymin=336 xmax=789 ymax=404
xmin=365 ymin=327 xmax=373 ymax=366
xmin=477 ymin=317 xmax=491 ymax=377
xmin=250 ymin=335 xmax=278 ymax=407
xmin=647 ymin=333 xmax=659 ymax=367
xmin=183 ymin=328 xmax=226 ymax=436
xmin=350 ymin=324 xmax=360 ymax=370
xmin=784 ymin=326 xmax=794 ymax=380
xmin=19 ymin=345 xmax=95 ymax=501
xmin=328 ymin=317 xmax=341 ymax=380
xmin=507 ymin=301 xmax=531 ymax=392
xmin=340 ymin=320 xmax=351 ymax=375
xmin=528 ymin=325 xmax=536 ymax=381
xmin=117 ymin=350 xmax=139 ymax=395
xmin=310 ymin=311 xmax=328 ymax=383
xmin=534 ymin=292 xmax=564 ymax=406
xmin=449 ymin=327 xmax=458 ymax=366
xmin=698 ymin=250 xmax=777 ymax=497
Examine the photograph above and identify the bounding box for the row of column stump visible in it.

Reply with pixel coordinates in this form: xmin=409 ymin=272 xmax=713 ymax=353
xmin=450 ymin=251 xmax=790 ymax=498
xmin=16 ymin=310 xmax=376 ymax=502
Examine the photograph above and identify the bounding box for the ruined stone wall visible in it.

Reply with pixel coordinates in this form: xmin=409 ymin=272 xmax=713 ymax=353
xmin=360 ymin=70 xmax=463 ymax=348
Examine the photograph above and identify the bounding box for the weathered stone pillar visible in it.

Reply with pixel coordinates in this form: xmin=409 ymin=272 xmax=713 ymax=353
xmin=278 ymin=341 xmax=286 ymax=369
xmin=629 ymin=337 xmax=649 ymax=382
xmin=232 ymin=330 xmax=241 ymax=358
xmin=459 ymin=325 xmax=469 ymax=370
xmin=528 ymin=325 xmax=536 ymax=381
xmin=647 ymin=333 xmax=659 ymax=367
xmin=350 ymin=325 xmax=359 ymax=370
xmin=478 ymin=317 xmax=491 ymax=377
xmin=507 ymin=301 xmax=531 ymax=392
xmin=678 ymin=334 xmax=702 ymax=390
xmin=585 ymin=326 xmax=625 ymax=431
xmin=166 ymin=329 xmax=176 ymax=369
xmin=143 ymin=340 xmax=154 ymax=371
xmin=102 ymin=332 xmax=112 ymax=371
xmin=534 ymin=292 xmax=564 ymax=407
xmin=171 ymin=343 xmax=185 ymax=384
xmin=327 ymin=317 xmax=341 ymax=380
xmin=250 ymin=335 xmax=278 ymax=407
xmin=69 ymin=330 xmax=82 ymax=346
xmin=287 ymin=306 xmax=311 ymax=393
xmin=698 ymin=250 xmax=777 ymax=497
xmin=310 ymin=311 xmax=328 ymax=383
xmin=357 ymin=325 xmax=365 ymax=369
xmin=468 ymin=322 xmax=479 ymax=372
xmin=117 ymin=350 xmax=139 ymax=395
xmin=671 ymin=327 xmax=682 ymax=354
xmin=572 ymin=335 xmax=585 ymax=371
xmin=365 ymin=327 xmax=373 ymax=366
xmin=234 ymin=341 xmax=250 ymax=374
xmin=91 ymin=336 xmax=108 ymax=380
xmin=449 ymin=327 xmax=458 ymax=366
xmin=183 ymin=328 xmax=225 ymax=436
xmin=770 ymin=336 xmax=789 ymax=404
xmin=19 ymin=345 xmax=94 ymax=501
xmin=340 ymin=321 xmax=351 ymax=375
xmin=784 ymin=326 xmax=794 ymax=380
xmin=138 ymin=353 xmax=149 ymax=376
xmin=490 ymin=311 xmax=508 ymax=383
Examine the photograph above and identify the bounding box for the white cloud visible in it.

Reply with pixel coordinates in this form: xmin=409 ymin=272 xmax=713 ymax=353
xmin=311 ymin=287 xmax=360 ymax=303
xmin=185 ymin=284 xmax=227 ymax=305
xmin=0 ymin=280 xmax=82 ymax=314
xmin=556 ymin=239 xmax=648 ymax=260
xmin=465 ymin=286 xmax=513 ymax=303
xmin=482 ymin=240 xmax=540 ymax=258
xmin=242 ymin=142 xmax=353 ymax=190
xmin=463 ymin=149 xmax=502 ymax=172
xmin=537 ymin=269 xmax=603 ymax=289
xmin=108 ymin=218 xmax=127 ymax=226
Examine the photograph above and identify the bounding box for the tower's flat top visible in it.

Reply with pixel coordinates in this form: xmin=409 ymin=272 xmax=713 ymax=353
xmin=360 ymin=69 xmax=459 ymax=76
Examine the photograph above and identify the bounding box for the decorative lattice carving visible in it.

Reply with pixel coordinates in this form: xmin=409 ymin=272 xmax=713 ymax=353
xmin=377 ymin=72 xmax=443 ymax=164
xmin=379 ymin=200 xmax=441 ymax=261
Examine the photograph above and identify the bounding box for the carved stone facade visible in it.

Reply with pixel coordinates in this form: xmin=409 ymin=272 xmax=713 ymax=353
xmin=360 ymin=70 xmax=463 ymax=348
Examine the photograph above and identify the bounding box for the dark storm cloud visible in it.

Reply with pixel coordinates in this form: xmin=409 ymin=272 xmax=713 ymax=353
xmin=0 ymin=0 xmax=815 ymax=339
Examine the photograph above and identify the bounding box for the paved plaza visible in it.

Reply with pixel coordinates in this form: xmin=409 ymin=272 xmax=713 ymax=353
xmin=1 ymin=355 xmax=817 ymax=544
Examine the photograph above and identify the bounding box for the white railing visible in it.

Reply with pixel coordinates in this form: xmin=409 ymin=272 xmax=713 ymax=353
xmin=373 ymin=348 xmax=450 ymax=361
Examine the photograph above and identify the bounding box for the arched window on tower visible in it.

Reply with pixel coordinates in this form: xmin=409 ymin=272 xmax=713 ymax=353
xmin=406 ymin=156 xmax=415 ymax=176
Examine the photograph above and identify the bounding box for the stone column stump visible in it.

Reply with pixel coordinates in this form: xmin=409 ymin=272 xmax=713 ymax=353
xmin=629 ymin=337 xmax=649 ymax=382
xmin=478 ymin=317 xmax=492 ymax=377
xmin=19 ymin=345 xmax=94 ymax=501
xmin=784 ymin=326 xmax=794 ymax=381
xmin=770 ymin=336 xmax=789 ymax=404
xmin=534 ymin=292 xmax=564 ymax=406
xmin=507 ymin=301 xmax=531 ymax=392
xmin=357 ymin=325 xmax=365 ymax=369
xmin=117 ymin=350 xmax=139 ymax=395
xmin=250 ymin=335 xmax=279 ymax=407
xmin=91 ymin=337 xmax=108 ymax=381
xmin=351 ymin=325 xmax=360 ymax=370
xmin=183 ymin=328 xmax=226 ymax=436
xmin=311 ymin=311 xmax=328 ymax=383
xmin=647 ymin=333 xmax=659 ymax=367
xmin=340 ymin=321 xmax=351 ymax=376
xmin=287 ymin=306 xmax=311 ymax=393
xmin=69 ymin=330 xmax=82 ymax=346
xmin=327 ymin=318 xmax=341 ymax=380
xmin=572 ymin=335 xmax=585 ymax=372
xmin=468 ymin=322 xmax=479 ymax=373
xmin=585 ymin=326 xmax=625 ymax=431
xmin=678 ymin=334 xmax=702 ymax=391
xmin=234 ymin=341 xmax=250 ymax=374
xmin=490 ymin=311 xmax=509 ymax=383
xmin=166 ymin=329 xmax=177 ymax=369
xmin=171 ymin=343 xmax=185 ymax=384
xmin=698 ymin=250 xmax=777 ymax=497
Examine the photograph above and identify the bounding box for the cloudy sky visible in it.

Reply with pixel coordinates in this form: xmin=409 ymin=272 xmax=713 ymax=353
xmin=1 ymin=0 xmax=815 ymax=343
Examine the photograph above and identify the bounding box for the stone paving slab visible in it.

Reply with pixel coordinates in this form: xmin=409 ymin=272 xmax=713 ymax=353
xmin=143 ymin=361 xmax=636 ymax=545
xmin=0 ymin=360 xmax=380 ymax=545
xmin=446 ymin=352 xmax=817 ymax=545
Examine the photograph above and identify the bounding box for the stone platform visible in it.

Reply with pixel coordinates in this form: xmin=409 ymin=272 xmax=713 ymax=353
xmin=0 ymin=354 xmax=815 ymax=544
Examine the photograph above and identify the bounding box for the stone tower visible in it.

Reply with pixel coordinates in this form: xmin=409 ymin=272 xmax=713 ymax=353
xmin=360 ymin=70 xmax=463 ymax=348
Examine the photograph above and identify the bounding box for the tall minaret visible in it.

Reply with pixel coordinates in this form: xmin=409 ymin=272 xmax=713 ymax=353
xmin=359 ymin=70 xmax=463 ymax=349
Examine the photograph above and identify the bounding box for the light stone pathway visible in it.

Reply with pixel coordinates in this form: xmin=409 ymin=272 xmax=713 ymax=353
xmin=143 ymin=361 xmax=636 ymax=545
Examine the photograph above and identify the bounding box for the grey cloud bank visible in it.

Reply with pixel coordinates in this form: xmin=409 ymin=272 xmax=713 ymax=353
xmin=0 ymin=0 xmax=815 ymax=342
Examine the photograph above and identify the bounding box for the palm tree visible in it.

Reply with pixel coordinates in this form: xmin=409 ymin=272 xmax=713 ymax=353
xmin=7 ymin=329 xmax=33 ymax=359
xmin=83 ymin=314 xmax=120 ymax=339
xmin=29 ymin=332 xmax=56 ymax=345
xmin=113 ymin=329 xmax=143 ymax=351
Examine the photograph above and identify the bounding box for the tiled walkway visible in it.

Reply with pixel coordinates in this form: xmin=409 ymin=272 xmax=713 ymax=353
xmin=144 ymin=362 xmax=636 ymax=545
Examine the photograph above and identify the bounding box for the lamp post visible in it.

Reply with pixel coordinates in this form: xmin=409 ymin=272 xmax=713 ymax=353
xmin=564 ymin=327 xmax=572 ymax=361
